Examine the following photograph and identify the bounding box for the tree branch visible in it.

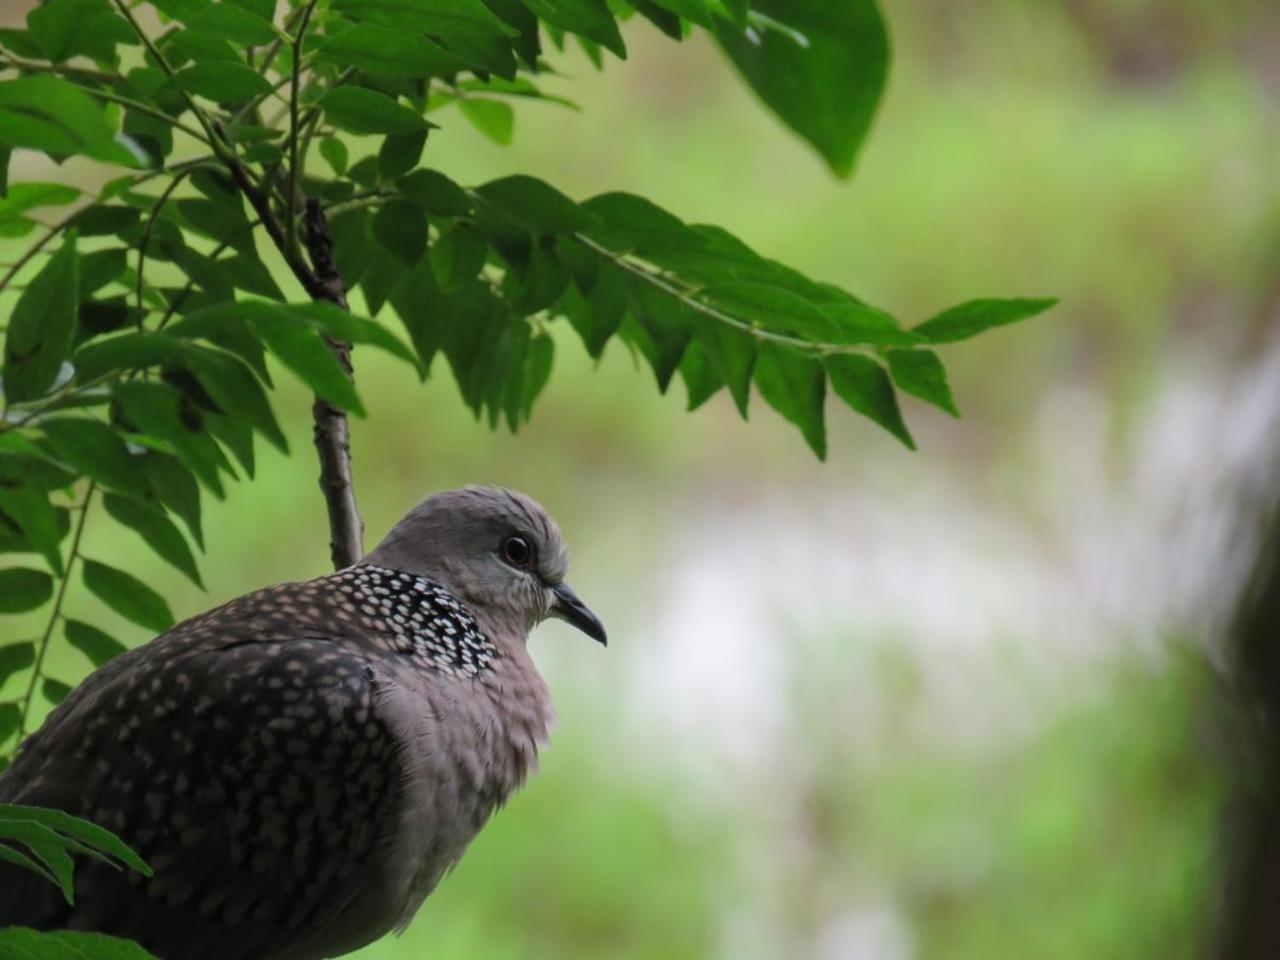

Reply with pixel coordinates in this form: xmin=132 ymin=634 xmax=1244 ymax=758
xmin=303 ymin=198 xmax=364 ymax=569
xmin=110 ymin=0 xmax=363 ymax=571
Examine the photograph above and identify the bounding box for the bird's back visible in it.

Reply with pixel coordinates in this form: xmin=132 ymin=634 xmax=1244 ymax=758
xmin=0 ymin=564 xmax=550 ymax=960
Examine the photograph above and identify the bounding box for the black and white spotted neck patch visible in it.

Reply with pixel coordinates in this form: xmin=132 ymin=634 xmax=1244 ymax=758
xmin=331 ymin=564 xmax=499 ymax=679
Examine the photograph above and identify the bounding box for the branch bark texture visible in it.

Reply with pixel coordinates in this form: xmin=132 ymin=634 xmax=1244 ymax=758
xmin=303 ymin=198 xmax=364 ymax=570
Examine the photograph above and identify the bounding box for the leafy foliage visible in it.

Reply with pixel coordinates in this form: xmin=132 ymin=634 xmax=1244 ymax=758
xmin=0 ymin=803 xmax=152 ymax=904
xmin=0 ymin=0 xmax=1052 ymax=761
xmin=0 ymin=1 xmax=1051 ymax=947
xmin=0 ymin=801 xmax=156 ymax=956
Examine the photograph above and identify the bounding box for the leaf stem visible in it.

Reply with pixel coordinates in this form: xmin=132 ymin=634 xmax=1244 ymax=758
xmin=79 ymin=87 xmax=214 ymax=147
xmin=0 ymin=55 xmax=120 ymax=86
xmin=135 ymin=171 xmax=193 ymax=327
xmin=15 ymin=482 xmax=96 ymax=743
xmin=574 ymin=234 xmax=877 ymax=358
xmin=109 ymin=0 xmax=223 ymax=150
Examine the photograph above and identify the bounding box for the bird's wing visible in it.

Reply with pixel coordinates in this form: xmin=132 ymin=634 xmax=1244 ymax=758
xmin=0 ymin=631 xmax=404 ymax=960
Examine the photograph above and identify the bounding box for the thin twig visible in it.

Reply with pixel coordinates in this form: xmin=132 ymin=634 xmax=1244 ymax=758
xmin=78 ymin=87 xmax=213 ymax=146
xmin=303 ymin=198 xmax=363 ymax=569
xmin=110 ymin=0 xmax=223 ymax=149
xmin=111 ymin=0 xmax=362 ymax=571
xmin=153 ymin=192 xmax=389 ymax=332
xmin=230 ymin=5 xmax=308 ymax=124
xmin=0 ymin=55 xmax=120 ymax=85
xmin=135 ymin=171 xmax=193 ymax=325
xmin=16 ymin=483 xmax=95 ymax=741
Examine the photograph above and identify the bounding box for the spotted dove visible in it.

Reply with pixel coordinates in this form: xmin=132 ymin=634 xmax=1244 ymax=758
xmin=0 ymin=486 xmax=606 ymax=959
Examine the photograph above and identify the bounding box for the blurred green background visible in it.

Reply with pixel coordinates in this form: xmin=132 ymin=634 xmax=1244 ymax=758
xmin=6 ymin=0 xmax=1280 ymax=956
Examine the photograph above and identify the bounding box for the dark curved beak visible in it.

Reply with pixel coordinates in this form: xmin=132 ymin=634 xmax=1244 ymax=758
xmin=550 ymin=582 xmax=607 ymax=646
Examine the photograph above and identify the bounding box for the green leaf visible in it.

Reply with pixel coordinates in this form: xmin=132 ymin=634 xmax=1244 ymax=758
xmin=0 ymin=568 xmax=53 ymax=614
xmin=4 ymin=231 xmax=78 ymax=404
xmin=39 ymin=417 xmax=147 ymax=495
xmin=173 ymin=61 xmax=273 ymax=104
xmin=824 ymin=353 xmax=915 ymax=449
xmin=692 ymin=315 xmax=754 ymax=417
xmin=437 ymin=283 xmax=517 ymax=415
xmin=504 ymin=240 xmax=569 ymax=314
xmin=716 ymin=0 xmax=888 ymax=178
xmin=0 ymin=702 xmax=18 ymax=743
xmin=521 ymin=330 xmax=554 ymax=420
xmin=397 ymin=169 xmax=471 ymax=216
xmin=179 ymin=305 xmax=365 ymax=416
xmin=0 ymin=484 xmax=65 ymax=575
xmin=79 ymin=248 xmax=128 ymax=300
xmin=821 ymin=298 xmax=924 ymax=346
xmin=386 ymin=258 xmax=442 ymax=370
xmin=522 ymin=0 xmax=625 ymax=58
xmin=0 ymin=804 xmax=151 ymax=876
xmin=559 ymin=259 xmax=626 ymax=358
xmin=0 ymin=818 xmax=75 ymax=901
xmin=0 ymin=76 xmax=137 ymax=166
xmin=335 ymin=0 xmax=516 ymax=33
xmin=113 ymin=381 xmax=228 ymax=497
xmin=221 ymin=252 xmax=284 ymax=300
xmin=42 ymin=676 xmax=70 ymax=705
xmin=76 ymin=334 xmax=285 ymax=458
xmin=0 ymin=928 xmax=157 ymax=960
xmin=701 ymin=281 xmax=839 ymax=342
xmin=320 ymin=87 xmax=431 ymax=135
xmin=319 ymin=137 xmax=349 ymax=177
xmin=103 ymin=494 xmax=202 ymax=589
xmin=0 ymin=183 xmax=80 ymax=229
xmin=27 ymin=0 xmax=133 ymax=64
xmin=678 ymin=339 xmax=724 ymax=411
xmin=317 ymin=22 xmax=466 ymax=78
xmin=754 ymin=341 xmax=826 ymax=458
xmin=82 ymin=559 xmax=173 ymax=633
xmin=912 ymin=297 xmax=1057 ymax=343
xmin=65 ymin=618 xmax=127 ymax=668
xmin=69 ymin=203 xmax=142 ymax=237
xmin=0 ymin=642 xmax=35 ymax=685
xmin=186 ymin=3 xmax=276 ymax=45
xmin=373 ymin=200 xmax=428 ymax=265
xmin=173 ymin=196 xmax=253 ymax=255
xmin=226 ymin=0 xmax=274 ymax=19
xmin=886 ymin=348 xmax=959 ymax=417
xmin=644 ymin=0 xmax=716 ymax=27
xmin=143 ymin=452 xmax=202 ymax=549
xmin=379 ymin=130 xmax=427 ymax=179
xmin=623 ymin=279 xmax=692 ymax=392
xmin=459 ymin=98 xmax=514 ymax=144
xmin=150 ymin=0 xmax=212 ymax=26
xmin=476 ymin=175 xmax=598 ymax=234
xmin=482 ymin=0 xmax=540 ymax=65
xmin=581 ymin=192 xmax=884 ymax=332
xmin=632 ymin=0 xmax=683 ymax=38
xmin=431 ymin=222 xmax=488 ymax=291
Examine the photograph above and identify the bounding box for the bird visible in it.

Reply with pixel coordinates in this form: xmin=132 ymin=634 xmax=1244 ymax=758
xmin=0 ymin=485 xmax=606 ymax=959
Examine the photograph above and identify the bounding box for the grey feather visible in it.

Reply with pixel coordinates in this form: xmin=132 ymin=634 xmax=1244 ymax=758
xmin=0 ymin=487 xmax=604 ymax=960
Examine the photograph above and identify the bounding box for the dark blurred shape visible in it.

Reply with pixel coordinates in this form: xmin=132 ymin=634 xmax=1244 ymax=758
xmin=1218 ymin=502 xmax=1280 ymax=957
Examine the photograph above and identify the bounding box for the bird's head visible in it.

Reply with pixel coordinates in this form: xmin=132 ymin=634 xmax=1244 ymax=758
xmin=362 ymin=486 xmax=606 ymax=646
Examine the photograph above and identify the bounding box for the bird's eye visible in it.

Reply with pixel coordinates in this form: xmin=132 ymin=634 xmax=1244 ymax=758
xmin=500 ymin=534 xmax=535 ymax=569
